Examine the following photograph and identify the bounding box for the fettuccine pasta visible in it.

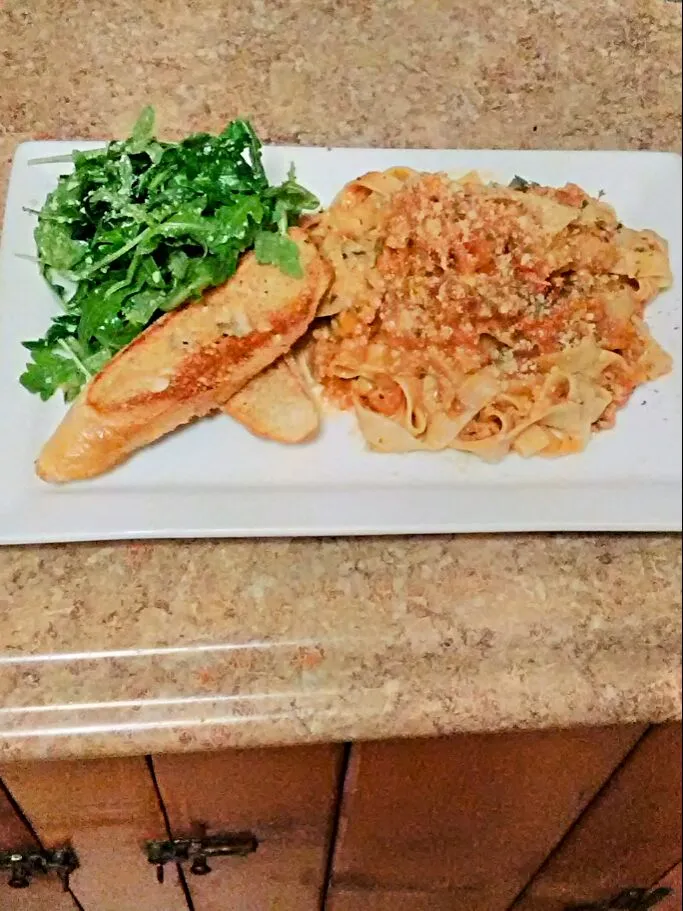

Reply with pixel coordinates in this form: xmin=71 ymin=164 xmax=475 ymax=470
xmin=302 ymin=169 xmax=673 ymax=460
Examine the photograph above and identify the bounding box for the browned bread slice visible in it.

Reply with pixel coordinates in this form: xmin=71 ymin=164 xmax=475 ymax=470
xmin=222 ymin=355 xmax=319 ymax=443
xmin=36 ymin=229 xmax=331 ymax=482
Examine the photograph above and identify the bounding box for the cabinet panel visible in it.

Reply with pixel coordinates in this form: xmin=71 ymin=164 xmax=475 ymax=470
xmin=330 ymin=891 xmax=458 ymax=911
xmin=328 ymin=725 xmax=644 ymax=911
xmin=514 ymin=723 xmax=682 ymax=911
xmin=0 ymin=757 xmax=188 ymax=911
xmin=152 ymin=744 xmax=343 ymax=911
xmin=0 ymin=782 xmax=77 ymax=911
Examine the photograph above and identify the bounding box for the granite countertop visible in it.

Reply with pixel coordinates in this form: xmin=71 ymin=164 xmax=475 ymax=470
xmin=0 ymin=0 xmax=681 ymax=762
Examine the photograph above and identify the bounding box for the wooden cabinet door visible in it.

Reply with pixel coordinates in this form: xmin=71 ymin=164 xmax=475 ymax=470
xmin=152 ymin=744 xmax=343 ymax=911
xmin=327 ymin=726 xmax=644 ymax=911
xmin=0 ymin=757 xmax=189 ymax=911
xmin=0 ymin=781 xmax=77 ymax=911
xmin=513 ymin=722 xmax=682 ymax=911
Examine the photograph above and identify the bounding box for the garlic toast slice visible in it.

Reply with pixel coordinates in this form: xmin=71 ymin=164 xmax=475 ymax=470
xmin=222 ymin=355 xmax=319 ymax=443
xmin=37 ymin=229 xmax=331 ymax=482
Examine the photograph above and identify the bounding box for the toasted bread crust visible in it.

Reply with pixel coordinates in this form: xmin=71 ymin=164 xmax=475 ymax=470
xmin=222 ymin=356 xmax=320 ymax=443
xmin=36 ymin=230 xmax=331 ymax=482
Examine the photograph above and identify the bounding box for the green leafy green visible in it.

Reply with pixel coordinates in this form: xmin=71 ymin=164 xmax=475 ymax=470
xmin=21 ymin=107 xmax=319 ymax=401
xmin=254 ymin=231 xmax=304 ymax=278
xmin=128 ymin=104 xmax=156 ymax=150
xmin=20 ymin=315 xmax=112 ymax=402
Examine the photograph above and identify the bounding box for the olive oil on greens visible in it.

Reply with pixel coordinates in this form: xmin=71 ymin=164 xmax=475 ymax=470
xmin=20 ymin=107 xmax=319 ymax=402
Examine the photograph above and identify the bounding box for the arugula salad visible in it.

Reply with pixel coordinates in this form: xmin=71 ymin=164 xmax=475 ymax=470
xmin=20 ymin=107 xmax=319 ymax=402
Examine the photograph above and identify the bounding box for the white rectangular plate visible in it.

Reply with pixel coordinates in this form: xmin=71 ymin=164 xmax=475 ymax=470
xmin=1 ymin=144 xmax=681 ymax=543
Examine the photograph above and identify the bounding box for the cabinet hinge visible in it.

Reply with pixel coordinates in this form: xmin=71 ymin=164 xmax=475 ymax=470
xmin=146 ymin=829 xmax=258 ymax=883
xmin=0 ymin=846 xmax=79 ymax=891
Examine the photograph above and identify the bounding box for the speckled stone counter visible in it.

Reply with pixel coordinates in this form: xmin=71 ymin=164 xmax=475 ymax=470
xmin=0 ymin=0 xmax=681 ymax=761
